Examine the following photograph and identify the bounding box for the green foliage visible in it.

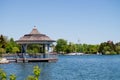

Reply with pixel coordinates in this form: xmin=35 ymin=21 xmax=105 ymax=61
xmin=0 ymin=35 xmax=7 ymax=48
xmin=9 ymin=74 xmax=16 ymax=80
xmin=55 ymin=39 xmax=68 ymax=53
xmin=116 ymin=46 xmax=120 ymax=54
xmin=6 ymin=43 xmax=13 ymax=53
xmin=33 ymin=66 xmax=41 ymax=78
xmin=0 ymin=35 xmax=20 ymax=54
xmin=1 ymin=34 xmax=120 ymax=55
xmin=8 ymin=38 xmax=20 ymax=53
xmin=26 ymin=75 xmax=34 ymax=80
xmin=12 ymin=47 xmax=20 ymax=53
xmin=26 ymin=66 xmax=41 ymax=80
xmin=27 ymin=44 xmax=41 ymax=54
xmin=55 ymin=39 xmax=120 ymax=54
xmin=99 ymin=41 xmax=117 ymax=55
xmin=0 ymin=66 xmax=41 ymax=80
xmin=0 ymin=69 xmax=7 ymax=80
xmin=115 ymin=42 xmax=120 ymax=54
xmin=0 ymin=69 xmax=16 ymax=80
xmin=0 ymin=48 xmax=6 ymax=54
xmin=0 ymin=48 xmax=6 ymax=57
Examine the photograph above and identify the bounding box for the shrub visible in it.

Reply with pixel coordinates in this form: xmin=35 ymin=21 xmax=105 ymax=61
xmin=0 ymin=66 xmax=41 ymax=80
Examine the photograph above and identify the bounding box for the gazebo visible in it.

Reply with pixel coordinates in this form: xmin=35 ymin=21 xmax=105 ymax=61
xmin=16 ymin=26 xmax=56 ymax=61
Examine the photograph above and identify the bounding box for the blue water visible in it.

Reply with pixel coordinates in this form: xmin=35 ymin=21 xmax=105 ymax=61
xmin=0 ymin=55 xmax=120 ymax=80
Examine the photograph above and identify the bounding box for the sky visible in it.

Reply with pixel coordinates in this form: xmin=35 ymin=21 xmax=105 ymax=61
xmin=0 ymin=0 xmax=120 ymax=44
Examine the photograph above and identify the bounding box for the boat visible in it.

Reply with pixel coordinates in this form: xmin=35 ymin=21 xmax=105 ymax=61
xmin=66 ymin=53 xmax=84 ymax=55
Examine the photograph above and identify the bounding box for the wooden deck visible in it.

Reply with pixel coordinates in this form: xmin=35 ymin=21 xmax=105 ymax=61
xmin=4 ymin=53 xmax=58 ymax=63
xmin=8 ymin=58 xmax=58 ymax=62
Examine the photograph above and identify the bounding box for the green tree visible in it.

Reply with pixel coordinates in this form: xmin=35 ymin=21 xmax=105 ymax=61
xmin=66 ymin=42 xmax=76 ymax=53
xmin=5 ymin=43 xmax=12 ymax=53
xmin=0 ymin=35 xmax=7 ymax=48
xmin=82 ymin=44 xmax=88 ymax=53
xmin=115 ymin=42 xmax=120 ymax=54
xmin=27 ymin=44 xmax=41 ymax=54
xmin=55 ymin=39 xmax=67 ymax=54
xmin=99 ymin=41 xmax=116 ymax=54
xmin=12 ymin=47 xmax=20 ymax=53
xmin=0 ymin=48 xmax=6 ymax=57
xmin=86 ymin=45 xmax=98 ymax=54
xmin=5 ymin=38 xmax=20 ymax=53
xmin=9 ymin=38 xmax=17 ymax=47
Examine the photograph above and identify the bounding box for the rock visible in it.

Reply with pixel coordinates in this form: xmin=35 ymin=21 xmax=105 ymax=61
xmin=0 ymin=58 xmax=9 ymax=64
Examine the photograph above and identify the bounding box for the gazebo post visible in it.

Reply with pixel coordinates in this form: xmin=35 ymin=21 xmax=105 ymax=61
xmin=21 ymin=44 xmax=27 ymax=58
xmin=43 ymin=44 xmax=49 ymax=58
xmin=45 ymin=44 xmax=48 ymax=53
xmin=47 ymin=44 xmax=50 ymax=53
xmin=43 ymin=44 xmax=46 ymax=58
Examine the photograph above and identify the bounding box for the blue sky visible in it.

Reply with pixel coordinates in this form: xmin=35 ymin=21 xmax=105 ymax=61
xmin=0 ymin=0 xmax=120 ymax=44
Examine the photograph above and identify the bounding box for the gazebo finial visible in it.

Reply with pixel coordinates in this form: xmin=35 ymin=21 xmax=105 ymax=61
xmin=34 ymin=26 xmax=37 ymax=29
xmin=29 ymin=26 xmax=40 ymax=34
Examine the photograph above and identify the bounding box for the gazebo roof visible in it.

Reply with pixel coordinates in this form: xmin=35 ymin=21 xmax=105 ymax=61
xmin=16 ymin=27 xmax=55 ymax=44
xmin=30 ymin=26 xmax=40 ymax=34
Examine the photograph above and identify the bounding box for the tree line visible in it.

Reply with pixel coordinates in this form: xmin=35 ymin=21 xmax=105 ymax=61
xmin=55 ymin=39 xmax=120 ymax=55
xmin=0 ymin=35 xmax=20 ymax=56
xmin=0 ymin=34 xmax=120 ymax=55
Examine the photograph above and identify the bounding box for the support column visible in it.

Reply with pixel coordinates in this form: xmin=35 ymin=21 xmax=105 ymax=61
xmin=47 ymin=44 xmax=50 ymax=53
xmin=43 ymin=44 xmax=46 ymax=58
xmin=45 ymin=44 xmax=48 ymax=53
xmin=43 ymin=44 xmax=50 ymax=58
xmin=21 ymin=44 xmax=27 ymax=58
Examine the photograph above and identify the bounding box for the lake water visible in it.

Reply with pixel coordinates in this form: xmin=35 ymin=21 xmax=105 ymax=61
xmin=0 ymin=55 xmax=120 ymax=80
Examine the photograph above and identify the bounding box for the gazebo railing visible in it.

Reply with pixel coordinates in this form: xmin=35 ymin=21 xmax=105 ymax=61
xmin=3 ymin=53 xmax=58 ymax=61
xmin=20 ymin=53 xmax=58 ymax=59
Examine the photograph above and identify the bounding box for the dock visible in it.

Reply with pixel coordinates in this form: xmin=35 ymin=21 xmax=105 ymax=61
xmin=8 ymin=58 xmax=58 ymax=62
xmin=3 ymin=53 xmax=58 ymax=63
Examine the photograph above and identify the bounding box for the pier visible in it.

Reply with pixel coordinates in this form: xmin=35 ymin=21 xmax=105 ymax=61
xmin=3 ymin=54 xmax=58 ymax=63
xmin=9 ymin=58 xmax=57 ymax=62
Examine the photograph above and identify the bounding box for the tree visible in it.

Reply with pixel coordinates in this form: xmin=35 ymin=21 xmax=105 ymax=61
xmin=5 ymin=38 xmax=20 ymax=53
xmin=5 ymin=43 xmax=13 ymax=53
xmin=99 ymin=41 xmax=116 ymax=54
xmin=0 ymin=35 xmax=7 ymax=48
xmin=82 ymin=44 xmax=88 ymax=53
xmin=86 ymin=45 xmax=98 ymax=54
xmin=27 ymin=44 xmax=41 ymax=54
xmin=12 ymin=47 xmax=20 ymax=53
xmin=115 ymin=42 xmax=120 ymax=54
xmin=55 ymin=39 xmax=67 ymax=53
xmin=0 ymin=48 xmax=6 ymax=57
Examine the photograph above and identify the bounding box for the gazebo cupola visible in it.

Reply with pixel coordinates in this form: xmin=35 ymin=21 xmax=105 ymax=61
xmin=16 ymin=26 xmax=55 ymax=58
